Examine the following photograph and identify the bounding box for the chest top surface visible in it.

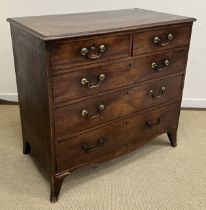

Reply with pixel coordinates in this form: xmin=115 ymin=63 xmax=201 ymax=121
xmin=7 ymin=8 xmax=195 ymax=40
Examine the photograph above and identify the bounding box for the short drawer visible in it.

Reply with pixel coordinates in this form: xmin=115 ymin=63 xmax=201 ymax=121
xmin=53 ymin=49 xmax=188 ymax=105
xmin=54 ymin=75 xmax=183 ymax=139
xmin=51 ymin=35 xmax=130 ymax=71
xmin=56 ymin=102 xmax=180 ymax=172
xmin=133 ymin=24 xmax=192 ymax=55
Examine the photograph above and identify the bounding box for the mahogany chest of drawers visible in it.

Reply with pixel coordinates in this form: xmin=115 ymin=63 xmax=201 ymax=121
xmin=7 ymin=8 xmax=196 ymax=202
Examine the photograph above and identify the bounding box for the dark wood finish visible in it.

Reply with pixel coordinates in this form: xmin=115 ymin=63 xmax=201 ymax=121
xmin=54 ymin=75 xmax=183 ymax=139
xmin=51 ymin=34 xmax=130 ymax=70
xmin=56 ymin=102 xmax=180 ymax=172
xmin=50 ymin=172 xmax=70 ymax=202
xmin=167 ymin=127 xmax=178 ymax=147
xmin=7 ymin=9 xmax=195 ymax=40
xmin=7 ymin=9 xmax=195 ymax=202
xmin=9 ymin=24 xmax=54 ymax=175
xmin=23 ymin=141 xmax=31 ymax=154
xmin=133 ymin=24 xmax=192 ymax=55
xmin=53 ymin=49 xmax=188 ymax=105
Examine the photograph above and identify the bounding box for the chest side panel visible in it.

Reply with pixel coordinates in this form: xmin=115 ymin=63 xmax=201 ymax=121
xmin=10 ymin=23 xmax=54 ymax=175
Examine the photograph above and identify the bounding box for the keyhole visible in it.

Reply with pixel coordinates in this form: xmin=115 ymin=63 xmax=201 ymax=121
xmin=125 ymin=121 xmax=128 ymax=126
xmin=129 ymin=63 xmax=132 ymax=68
xmin=127 ymin=91 xmax=130 ymax=96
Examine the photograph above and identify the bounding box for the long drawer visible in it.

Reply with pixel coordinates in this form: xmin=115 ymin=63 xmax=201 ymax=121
xmin=56 ymin=102 xmax=180 ymax=172
xmin=133 ymin=24 xmax=191 ymax=55
xmin=53 ymin=49 xmax=188 ymax=105
xmin=54 ymin=75 xmax=183 ymax=139
xmin=51 ymin=34 xmax=130 ymax=71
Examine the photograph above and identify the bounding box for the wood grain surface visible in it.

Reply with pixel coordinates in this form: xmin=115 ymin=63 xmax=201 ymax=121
xmin=133 ymin=24 xmax=192 ymax=55
xmin=54 ymin=75 xmax=183 ymax=139
xmin=7 ymin=9 xmax=195 ymax=40
xmin=51 ymin=34 xmax=130 ymax=70
xmin=52 ymin=49 xmax=188 ymax=105
xmin=56 ymin=102 xmax=180 ymax=172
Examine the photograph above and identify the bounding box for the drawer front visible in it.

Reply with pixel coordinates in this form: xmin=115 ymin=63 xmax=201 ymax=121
xmin=56 ymin=102 xmax=180 ymax=172
xmin=51 ymin=35 xmax=130 ymax=71
xmin=54 ymin=75 xmax=183 ymax=139
xmin=133 ymin=24 xmax=191 ymax=55
xmin=53 ymin=49 xmax=187 ymax=105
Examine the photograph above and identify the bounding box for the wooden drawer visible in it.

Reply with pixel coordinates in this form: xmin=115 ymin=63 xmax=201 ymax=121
xmin=56 ymin=102 xmax=180 ymax=172
xmin=133 ymin=24 xmax=192 ymax=55
xmin=53 ymin=49 xmax=188 ymax=105
xmin=51 ymin=35 xmax=130 ymax=71
xmin=54 ymin=75 xmax=183 ymax=139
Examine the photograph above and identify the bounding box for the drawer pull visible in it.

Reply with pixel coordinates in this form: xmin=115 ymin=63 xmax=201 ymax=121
xmin=152 ymin=60 xmax=170 ymax=71
xmin=81 ymin=44 xmax=106 ymax=59
xmin=146 ymin=117 xmax=161 ymax=128
xmin=149 ymin=86 xmax=166 ymax=99
xmin=81 ymin=74 xmax=106 ymax=89
xmin=82 ymin=104 xmax=105 ymax=119
xmin=153 ymin=33 xmax=174 ymax=46
xmin=81 ymin=138 xmax=105 ymax=152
